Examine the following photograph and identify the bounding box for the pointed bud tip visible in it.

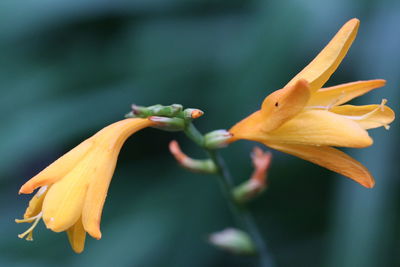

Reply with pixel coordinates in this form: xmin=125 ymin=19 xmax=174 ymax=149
xmin=18 ymin=186 xmax=32 ymax=195
xmin=169 ymin=140 xmax=186 ymax=162
xmin=130 ymin=104 xmax=140 ymax=114
xmin=169 ymin=140 xmax=178 ymax=149
xmin=169 ymin=140 xmax=180 ymax=154
xmin=191 ymin=109 xmax=204 ymax=119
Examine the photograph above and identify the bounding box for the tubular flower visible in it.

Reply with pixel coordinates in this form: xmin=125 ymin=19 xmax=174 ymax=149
xmin=16 ymin=118 xmax=154 ymax=253
xmin=229 ymin=19 xmax=395 ymax=188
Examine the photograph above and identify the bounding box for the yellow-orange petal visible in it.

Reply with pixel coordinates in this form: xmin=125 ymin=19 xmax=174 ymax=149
xmin=307 ymin=79 xmax=386 ymax=107
xmin=264 ymin=109 xmax=372 ymax=148
xmin=19 ymin=138 xmax=93 ymax=194
xmin=285 ymin=18 xmax=359 ymax=93
xmin=260 ymin=79 xmax=311 ymax=132
xmin=264 ymin=142 xmax=374 ymax=188
xmin=23 ymin=186 xmax=48 ymax=219
xmin=67 ymin=218 xmax=86 ymax=254
xmin=331 ymin=101 xmax=395 ymax=129
xmin=81 ymin=149 xmax=118 ymax=240
xmin=229 ymin=111 xmax=265 ymax=143
xmin=41 ymin=150 xmax=96 ymax=232
xmin=82 ymin=118 xmax=154 ymax=239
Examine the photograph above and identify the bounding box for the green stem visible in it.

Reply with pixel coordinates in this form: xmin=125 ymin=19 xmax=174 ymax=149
xmin=184 ymin=123 xmax=274 ymax=267
xmin=184 ymin=123 xmax=205 ymax=147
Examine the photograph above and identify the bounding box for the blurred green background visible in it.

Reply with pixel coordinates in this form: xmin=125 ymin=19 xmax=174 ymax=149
xmin=1 ymin=0 xmax=399 ymax=266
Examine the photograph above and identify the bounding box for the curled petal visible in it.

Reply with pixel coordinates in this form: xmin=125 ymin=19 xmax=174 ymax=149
xmin=285 ymin=18 xmax=359 ymax=92
xmin=330 ymin=100 xmax=395 ymax=129
xmin=19 ymin=138 xmax=93 ymax=194
xmin=82 ymin=118 xmax=153 ymax=239
xmin=81 ymin=149 xmax=119 ymax=239
xmin=67 ymin=218 xmax=86 ymax=254
xmin=264 ymin=110 xmax=372 ymax=148
xmin=308 ymin=79 xmax=386 ymax=107
xmin=260 ymin=79 xmax=311 ymax=132
xmin=264 ymin=142 xmax=374 ymax=188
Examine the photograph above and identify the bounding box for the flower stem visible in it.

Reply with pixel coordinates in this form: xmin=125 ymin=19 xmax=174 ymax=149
xmin=184 ymin=123 xmax=275 ymax=267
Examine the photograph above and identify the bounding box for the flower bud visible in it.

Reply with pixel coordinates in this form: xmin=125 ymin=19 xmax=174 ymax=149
xmin=169 ymin=140 xmax=217 ymax=174
xmin=182 ymin=108 xmax=204 ymax=120
xmin=209 ymin=228 xmax=256 ymax=255
xmin=204 ymin=130 xmax=232 ymax=149
xmin=149 ymin=104 xmax=183 ymax=117
xmin=125 ymin=104 xmax=151 ymax=118
xmin=233 ymin=147 xmax=272 ymax=203
xmin=149 ymin=116 xmax=185 ymax=131
xmin=233 ymin=179 xmax=265 ymax=204
xmin=126 ymin=104 xmax=183 ymax=118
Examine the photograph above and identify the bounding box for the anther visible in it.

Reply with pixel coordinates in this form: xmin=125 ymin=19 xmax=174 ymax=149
xmin=16 ymin=212 xmax=43 ymax=241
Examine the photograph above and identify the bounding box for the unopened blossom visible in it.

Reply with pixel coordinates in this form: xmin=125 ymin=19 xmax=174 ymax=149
xmin=229 ymin=19 xmax=395 ymax=188
xmin=16 ymin=118 xmax=154 ymax=253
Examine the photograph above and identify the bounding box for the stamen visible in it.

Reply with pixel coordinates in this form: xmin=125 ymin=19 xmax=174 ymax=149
xmin=305 ymin=105 xmax=329 ymax=110
xmin=16 ymin=212 xmax=42 ymax=241
xmin=381 ymin=99 xmax=387 ymax=111
xmin=15 ymin=211 xmax=42 ymax=223
xmin=26 ymin=231 xmax=33 ymax=241
xmin=327 ymin=91 xmax=346 ymax=109
xmin=306 ymin=91 xmax=346 ymax=110
xmin=340 ymin=99 xmax=387 ymax=121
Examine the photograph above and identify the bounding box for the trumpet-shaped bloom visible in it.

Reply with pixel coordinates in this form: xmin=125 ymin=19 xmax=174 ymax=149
xmin=229 ymin=19 xmax=395 ymax=188
xmin=16 ymin=118 xmax=154 ymax=253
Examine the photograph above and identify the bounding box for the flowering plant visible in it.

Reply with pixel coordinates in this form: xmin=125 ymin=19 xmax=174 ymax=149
xmin=16 ymin=19 xmax=394 ymax=265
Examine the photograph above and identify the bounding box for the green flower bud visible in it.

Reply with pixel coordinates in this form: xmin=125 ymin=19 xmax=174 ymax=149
xmin=209 ymin=228 xmax=256 ymax=255
xmin=204 ymin=130 xmax=232 ymax=149
xmin=149 ymin=116 xmax=185 ymax=131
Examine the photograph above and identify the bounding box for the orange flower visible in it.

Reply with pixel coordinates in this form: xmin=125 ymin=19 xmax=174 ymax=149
xmin=16 ymin=118 xmax=154 ymax=253
xmin=229 ymin=19 xmax=395 ymax=188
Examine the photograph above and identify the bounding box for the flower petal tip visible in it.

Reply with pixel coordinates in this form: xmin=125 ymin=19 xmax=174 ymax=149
xmin=363 ymin=136 xmax=374 ymax=148
xmin=378 ymin=79 xmax=387 ymax=86
xmin=366 ymin=182 xmax=375 ymax=189
xmin=18 ymin=185 xmax=33 ymax=195
xmin=84 ymin=223 xmax=102 ymax=240
xmin=296 ymin=79 xmax=310 ymax=87
xmin=362 ymin=177 xmax=375 ymax=189
xmin=349 ymin=18 xmax=360 ymax=24
xmin=346 ymin=18 xmax=360 ymax=30
xmin=72 ymin=246 xmax=84 ymax=254
xmin=353 ymin=170 xmax=375 ymax=189
xmin=89 ymin=230 xmax=102 ymax=240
